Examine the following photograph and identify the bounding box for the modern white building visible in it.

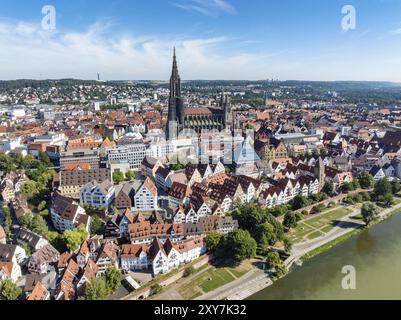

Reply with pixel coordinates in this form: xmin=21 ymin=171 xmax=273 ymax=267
xmin=80 ymin=180 xmax=115 ymax=208
xmin=107 ymin=143 xmax=147 ymax=171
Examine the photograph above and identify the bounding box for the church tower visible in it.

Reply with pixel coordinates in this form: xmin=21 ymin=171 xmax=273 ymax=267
xmin=222 ymin=93 xmax=232 ymax=131
xmin=167 ymin=48 xmax=185 ymax=140
xmin=314 ymin=156 xmax=326 ymax=190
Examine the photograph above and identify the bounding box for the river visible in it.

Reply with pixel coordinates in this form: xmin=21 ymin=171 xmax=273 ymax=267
xmin=249 ymin=211 xmax=401 ymax=300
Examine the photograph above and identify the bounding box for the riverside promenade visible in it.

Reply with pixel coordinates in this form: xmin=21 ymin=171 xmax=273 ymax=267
xmin=196 ymin=202 xmax=401 ymax=300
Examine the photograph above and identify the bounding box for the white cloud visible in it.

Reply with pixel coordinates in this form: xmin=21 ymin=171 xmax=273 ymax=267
xmin=0 ymin=19 xmax=273 ymax=80
xmin=2 ymin=18 xmax=399 ymax=81
xmin=172 ymin=0 xmax=235 ymax=16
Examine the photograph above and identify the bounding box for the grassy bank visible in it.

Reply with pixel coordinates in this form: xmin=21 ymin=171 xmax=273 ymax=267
xmin=288 ymin=207 xmax=352 ymax=243
xmin=301 ymin=228 xmax=364 ymax=261
xmin=301 ymin=206 xmax=401 ymax=262
xmin=177 ymin=260 xmax=253 ymax=300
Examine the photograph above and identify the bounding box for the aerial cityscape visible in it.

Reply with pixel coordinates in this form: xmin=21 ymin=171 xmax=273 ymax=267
xmin=1 ymin=0 xmax=401 ymax=305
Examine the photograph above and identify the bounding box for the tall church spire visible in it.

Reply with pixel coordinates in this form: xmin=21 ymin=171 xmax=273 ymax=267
xmin=170 ymin=47 xmax=181 ymax=98
xmin=167 ymin=48 xmax=184 ymax=140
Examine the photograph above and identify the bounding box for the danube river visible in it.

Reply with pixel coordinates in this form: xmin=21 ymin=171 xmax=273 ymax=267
xmin=250 ymin=211 xmax=401 ymax=300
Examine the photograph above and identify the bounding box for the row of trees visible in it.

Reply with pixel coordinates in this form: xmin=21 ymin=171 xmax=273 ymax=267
xmin=112 ymin=170 xmax=136 ymax=185
xmin=371 ymin=178 xmax=400 ymax=207
xmin=360 ymin=178 xmax=401 ymax=225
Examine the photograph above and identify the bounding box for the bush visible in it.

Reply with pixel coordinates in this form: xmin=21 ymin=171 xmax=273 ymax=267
xmin=343 ymin=196 xmax=354 ymax=205
xmin=353 ymin=194 xmax=363 ymax=203
xmin=361 ymin=192 xmax=371 ymax=201
xmin=295 ymin=212 xmax=304 ymax=222
xmin=150 ymin=284 xmax=163 ymax=296
xmin=184 ymin=267 xmax=196 ymax=277
xmin=283 ymin=212 xmax=298 ymax=229
xmin=311 ymin=204 xmax=325 ymax=214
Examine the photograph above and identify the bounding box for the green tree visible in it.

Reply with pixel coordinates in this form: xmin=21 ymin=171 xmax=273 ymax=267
xmin=205 ymin=231 xmax=222 ymax=252
xmin=90 ymin=215 xmax=104 ymax=236
xmin=291 ymin=195 xmax=311 ymax=210
xmin=374 ymin=178 xmax=392 ymax=198
xmin=39 ymin=152 xmax=52 ymax=167
xmin=283 ymin=238 xmax=293 ymax=254
xmin=62 ymin=225 xmax=89 ymax=252
xmin=361 ymin=202 xmax=380 ymax=226
xmin=2 ymin=206 xmax=12 ymax=227
xmin=0 ymin=153 xmax=17 ymax=173
xmin=84 ymin=277 xmax=110 ymax=300
xmin=351 ymin=179 xmax=361 ymax=190
xmin=391 ymin=181 xmax=401 ymax=195
xmin=380 ymin=193 xmax=394 ymax=207
xmin=358 ymin=171 xmax=374 ymax=189
xmin=47 ymin=231 xmax=66 ymax=252
xmin=0 ymin=279 xmax=22 ymax=300
xmin=112 ymin=171 xmax=125 ymax=185
xmin=271 ymin=205 xmax=289 ymax=217
xmin=256 ymin=222 xmax=277 ymax=249
xmin=342 ymin=182 xmax=354 ymax=192
xmin=105 ymin=266 xmax=121 ymax=292
xmin=125 ymin=170 xmax=136 ymax=181
xmin=322 ymin=181 xmax=334 ymax=196
xmin=276 ymin=265 xmax=288 ymax=278
xmin=283 ymin=212 xmax=297 ymax=229
xmin=20 ymin=181 xmax=38 ymax=199
xmin=18 ymin=213 xmax=33 ymax=229
xmin=227 ymin=229 xmax=257 ymax=262
xmin=266 ymin=251 xmax=283 ymax=270
xmin=30 ymin=215 xmax=48 ymax=236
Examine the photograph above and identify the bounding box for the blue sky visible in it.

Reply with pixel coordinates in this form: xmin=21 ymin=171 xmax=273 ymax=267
xmin=1 ymin=0 xmax=401 ymax=81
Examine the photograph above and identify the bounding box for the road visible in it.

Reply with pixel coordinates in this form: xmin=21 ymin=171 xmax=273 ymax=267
xmin=195 ymin=202 xmax=401 ymax=300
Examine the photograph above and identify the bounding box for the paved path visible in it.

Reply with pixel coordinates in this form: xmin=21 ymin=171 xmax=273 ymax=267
xmin=196 ymin=202 xmax=401 ymax=300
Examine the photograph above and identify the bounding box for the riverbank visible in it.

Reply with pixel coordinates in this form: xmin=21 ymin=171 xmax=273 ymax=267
xmin=195 ymin=201 xmax=401 ymax=300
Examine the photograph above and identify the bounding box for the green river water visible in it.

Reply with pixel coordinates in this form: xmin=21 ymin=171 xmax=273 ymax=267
xmin=249 ymin=212 xmax=401 ymax=300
